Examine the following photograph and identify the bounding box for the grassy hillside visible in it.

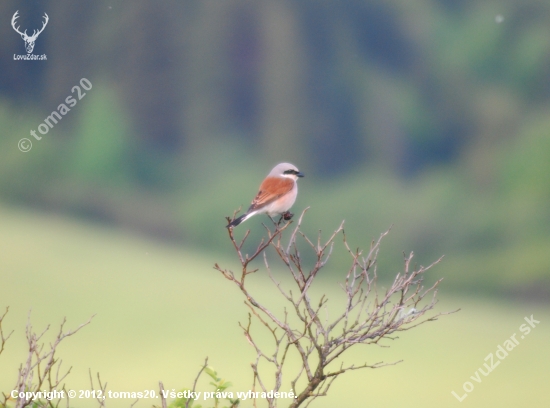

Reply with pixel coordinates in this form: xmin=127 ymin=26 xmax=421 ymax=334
xmin=1 ymin=205 xmax=549 ymax=407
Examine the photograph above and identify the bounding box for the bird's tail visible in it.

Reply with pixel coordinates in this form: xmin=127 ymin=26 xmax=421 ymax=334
xmin=226 ymin=213 xmax=248 ymax=228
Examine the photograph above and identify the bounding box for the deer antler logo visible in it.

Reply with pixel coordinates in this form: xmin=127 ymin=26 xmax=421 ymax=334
xmin=11 ymin=10 xmax=49 ymax=54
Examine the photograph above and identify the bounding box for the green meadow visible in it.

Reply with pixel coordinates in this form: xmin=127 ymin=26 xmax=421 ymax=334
xmin=1 ymin=205 xmax=548 ymax=408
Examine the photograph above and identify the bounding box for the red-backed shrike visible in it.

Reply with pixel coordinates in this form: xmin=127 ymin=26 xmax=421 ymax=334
xmin=227 ymin=162 xmax=304 ymax=228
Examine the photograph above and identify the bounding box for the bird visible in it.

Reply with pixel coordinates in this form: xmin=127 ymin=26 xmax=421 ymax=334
xmin=227 ymin=162 xmax=304 ymax=228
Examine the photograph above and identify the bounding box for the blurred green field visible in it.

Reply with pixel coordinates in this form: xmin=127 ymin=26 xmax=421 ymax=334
xmin=1 ymin=204 xmax=549 ymax=408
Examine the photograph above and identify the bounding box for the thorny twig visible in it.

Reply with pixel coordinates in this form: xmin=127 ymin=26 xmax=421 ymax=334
xmin=4 ymin=312 xmax=95 ymax=408
xmin=216 ymin=209 xmax=457 ymax=407
xmin=186 ymin=358 xmax=208 ymax=408
xmin=157 ymin=358 xmax=209 ymax=408
xmin=158 ymin=382 xmax=168 ymax=408
xmin=89 ymin=370 xmax=108 ymax=408
xmin=0 ymin=307 xmax=14 ymax=357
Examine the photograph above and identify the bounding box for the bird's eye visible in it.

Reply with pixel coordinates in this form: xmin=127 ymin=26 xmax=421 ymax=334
xmin=284 ymin=169 xmax=297 ymax=175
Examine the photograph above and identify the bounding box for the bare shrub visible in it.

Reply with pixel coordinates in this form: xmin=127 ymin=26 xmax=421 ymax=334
xmin=1 ymin=310 xmax=93 ymax=408
xmin=215 ymin=209 xmax=456 ymax=407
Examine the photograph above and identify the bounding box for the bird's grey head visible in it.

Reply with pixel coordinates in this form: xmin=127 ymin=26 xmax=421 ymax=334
xmin=270 ymin=162 xmax=305 ymax=180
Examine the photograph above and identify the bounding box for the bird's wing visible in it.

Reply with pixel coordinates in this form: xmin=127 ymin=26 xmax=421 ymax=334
xmin=248 ymin=176 xmax=294 ymax=212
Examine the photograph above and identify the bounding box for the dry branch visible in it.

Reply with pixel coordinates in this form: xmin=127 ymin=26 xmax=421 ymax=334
xmin=217 ymin=209 xmax=457 ymax=407
xmin=1 ymin=312 xmax=94 ymax=408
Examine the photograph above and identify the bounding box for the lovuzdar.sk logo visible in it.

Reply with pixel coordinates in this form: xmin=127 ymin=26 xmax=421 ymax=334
xmin=12 ymin=10 xmax=48 ymax=60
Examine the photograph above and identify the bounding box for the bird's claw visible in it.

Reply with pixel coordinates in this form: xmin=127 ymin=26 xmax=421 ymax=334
xmin=282 ymin=211 xmax=294 ymax=221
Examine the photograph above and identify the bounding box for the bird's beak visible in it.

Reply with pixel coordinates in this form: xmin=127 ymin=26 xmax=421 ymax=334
xmin=297 ymin=171 xmax=305 ymax=178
